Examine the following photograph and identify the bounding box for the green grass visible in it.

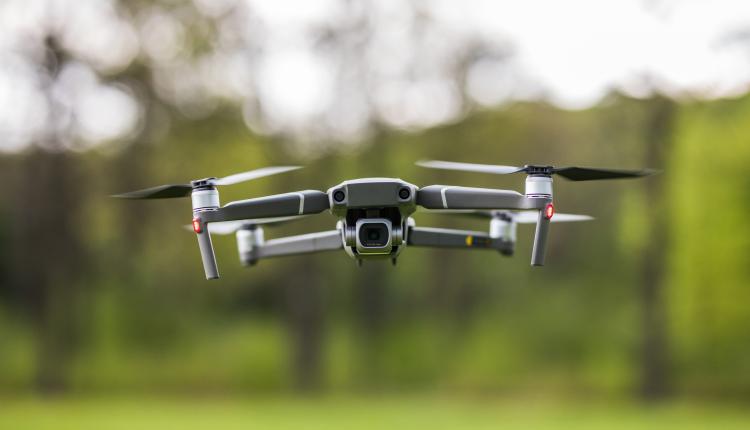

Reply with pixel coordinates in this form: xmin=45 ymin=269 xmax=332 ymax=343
xmin=1 ymin=396 xmax=749 ymax=430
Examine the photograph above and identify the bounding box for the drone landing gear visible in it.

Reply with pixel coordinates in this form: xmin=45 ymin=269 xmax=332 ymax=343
xmin=391 ymin=258 xmax=397 ymax=266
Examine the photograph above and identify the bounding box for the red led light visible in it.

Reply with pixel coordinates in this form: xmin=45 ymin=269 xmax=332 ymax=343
xmin=192 ymin=218 xmax=202 ymax=234
xmin=544 ymin=203 xmax=554 ymax=220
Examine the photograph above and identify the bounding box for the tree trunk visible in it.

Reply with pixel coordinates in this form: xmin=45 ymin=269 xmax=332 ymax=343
xmin=284 ymin=262 xmax=324 ymax=392
xmin=13 ymin=151 xmax=85 ymax=393
xmin=639 ymin=97 xmax=675 ymax=400
xmin=354 ymin=262 xmax=388 ymax=387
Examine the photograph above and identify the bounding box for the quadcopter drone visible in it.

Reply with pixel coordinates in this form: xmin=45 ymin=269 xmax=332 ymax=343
xmin=114 ymin=161 xmax=655 ymax=280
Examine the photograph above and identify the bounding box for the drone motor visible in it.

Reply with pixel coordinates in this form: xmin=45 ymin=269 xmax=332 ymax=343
xmin=524 ymin=174 xmax=553 ymax=198
xmin=237 ymin=225 xmax=264 ymax=266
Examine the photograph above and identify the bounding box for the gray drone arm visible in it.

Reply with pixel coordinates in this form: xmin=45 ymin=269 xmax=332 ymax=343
xmin=531 ymin=210 xmax=550 ymax=266
xmin=243 ymin=230 xmax=343 ymax=265
xmin=201 ymin=190 xmax=330 ymax=223
xmin=407 ymin=226 xmax=513 ymax=255
xmin=193 ymin=190 xmax=330 ymax=280
xmin=416 ymin=185 xmax=547 ymax=210
xmin=417 ymin=186 xmax=552 ymax=265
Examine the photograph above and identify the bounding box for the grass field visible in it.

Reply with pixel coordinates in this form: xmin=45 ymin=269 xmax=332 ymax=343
xmin=1 ymin=396 xmax=749 ymax=430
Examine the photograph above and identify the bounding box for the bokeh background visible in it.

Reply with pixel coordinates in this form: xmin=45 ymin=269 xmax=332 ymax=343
xmin=1 ymin=0 xmax=750 ymax=428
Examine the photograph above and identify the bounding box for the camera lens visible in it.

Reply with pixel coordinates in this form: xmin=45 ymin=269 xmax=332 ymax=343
xmin=333 ymin=190 xmax=345 ymax=202
xmin=398 ymin=187 xmax=411 ymax=199
xmin=367 ymin=229 xmax=380 ymax=241
xmin=358 ymin=222 xmax=389 ymax=247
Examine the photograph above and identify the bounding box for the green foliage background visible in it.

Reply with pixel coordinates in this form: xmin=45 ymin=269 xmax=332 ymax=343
xmin=0 ymin=94 xmax=748 ymax=401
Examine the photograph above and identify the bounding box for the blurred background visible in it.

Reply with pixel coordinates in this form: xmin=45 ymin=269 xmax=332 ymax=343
xmin=1 ymin=0 xmax=750 ymax=428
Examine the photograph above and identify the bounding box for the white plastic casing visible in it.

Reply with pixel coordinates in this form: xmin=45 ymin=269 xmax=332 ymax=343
xmin=191 ymin=188 xmax=220 ymax=212
xmin=490 ymin=217 xmax=516 ymax=242
xmin=525 ymin=175 xmax=553 ymax=198
xmin=236 ymin=227 xmax=264 ymax=256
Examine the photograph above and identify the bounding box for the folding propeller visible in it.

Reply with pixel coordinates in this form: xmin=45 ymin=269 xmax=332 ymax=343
xmin=183 ymin=215 xmax=307 ymax=235
xmin=416 ymin=160 xmax=655 ymax=181
xmin=423 ymin=209 xmax=593 ymax=223
xmin=511 ymin=211 xmax=593 ymax=223
xmin=112 ymin=166 xmax=301 ymax=199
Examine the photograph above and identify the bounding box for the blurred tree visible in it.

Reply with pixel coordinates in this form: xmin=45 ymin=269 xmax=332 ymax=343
xmin=9 ymin=37 xmax=87 ymax=392
xmin=284 ymin=263 xmax=325 ymax=392
xmin=638 ymin=96 xmax=676 ymax=400
xmin=354 ymin=263 xmax=389 ymax=387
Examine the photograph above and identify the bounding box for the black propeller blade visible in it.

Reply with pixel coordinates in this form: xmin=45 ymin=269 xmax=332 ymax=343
xmin=113 ymin=184 xmax=194 ymax=199
xmin=416 ymin=160 xmax=656 ymax=181
xmin=112 ymin=166 xmax=301 ymax=199
xmin=551 ymin=166 xmax=655 ymax=181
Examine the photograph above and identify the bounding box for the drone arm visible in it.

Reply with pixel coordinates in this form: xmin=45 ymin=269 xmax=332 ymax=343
xmin=531 ymin=211 xmax=550 ymax=266
xmin=195 ymin=220 xmax=219 ymax=279
xmin=417 ymin=186 xmax=547 ymax=210
xmin=201 ymin=190 xmax=330 ymax=223
xmin=407 ymin=226 xmax=512 ymax=254
xmin=191 ymin=190 xmax=329 ymax=279
xmin=417 ymin=186 xmax=555 ymax=265
xmin=246 ymin=230 xmax=343 ymax=264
